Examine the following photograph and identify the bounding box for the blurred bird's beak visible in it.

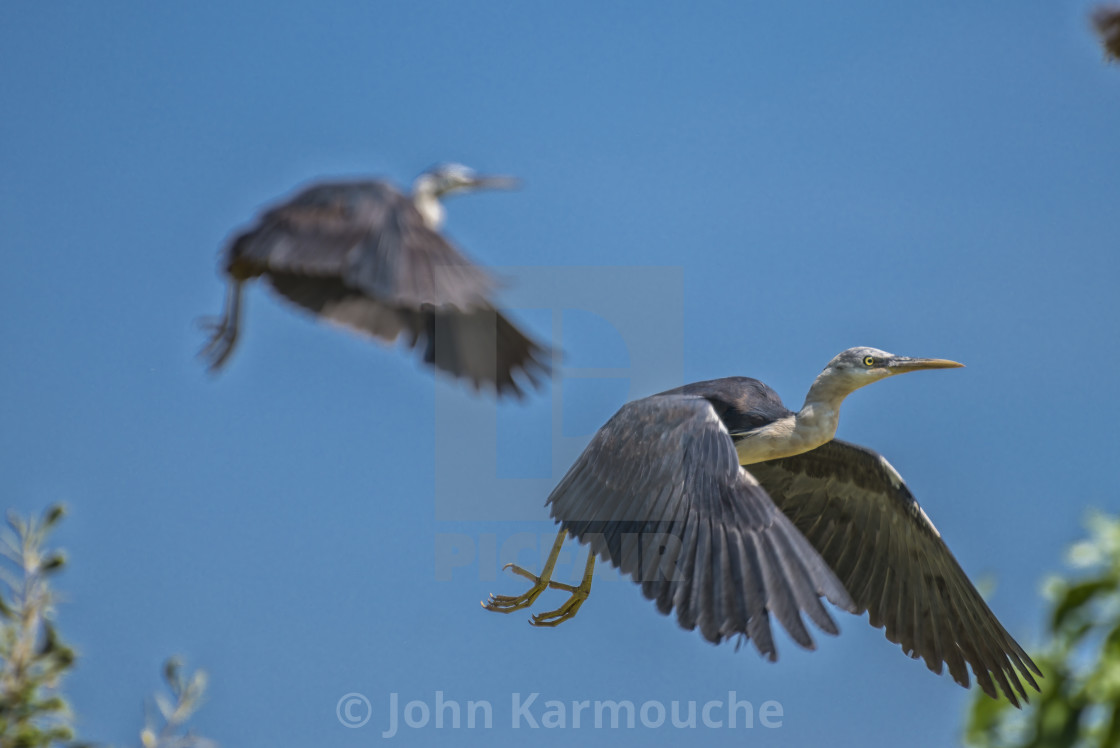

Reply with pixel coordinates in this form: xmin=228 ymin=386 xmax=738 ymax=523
xmin=888 ymin=357 xmax=964 ymax=372
xmin=472 ymin=175 xmax=521 ymax=191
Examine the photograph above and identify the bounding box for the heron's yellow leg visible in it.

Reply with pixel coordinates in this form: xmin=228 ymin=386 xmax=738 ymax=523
xmin=482 ymin=529 xmax=568 ymax=614
xmin=529 ymin=549 xmax=595 ymax=627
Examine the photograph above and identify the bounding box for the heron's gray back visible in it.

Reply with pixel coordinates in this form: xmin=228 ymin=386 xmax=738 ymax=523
xmin=657 ymin=377 xmax=793 ymax=434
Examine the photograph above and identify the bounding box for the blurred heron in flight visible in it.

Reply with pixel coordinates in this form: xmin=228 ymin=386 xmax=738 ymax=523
xmin=484 ymin=347 xmax=1040 ymax=705
xmin=200 ymin=164 xmax=548 ymax=397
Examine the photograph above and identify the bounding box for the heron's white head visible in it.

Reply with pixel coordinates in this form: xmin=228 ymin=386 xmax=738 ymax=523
xmin=413 ymin=163 xmax=519 ymax=199
xmin=809 ymin=347 xmax=964 ymax=403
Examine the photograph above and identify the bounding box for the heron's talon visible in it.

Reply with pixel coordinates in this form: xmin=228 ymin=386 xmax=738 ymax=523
xmin=481 ymin=565 xmax=551 ymax=614
xmin=527 ymin=588 xmax=589 ymax=627
xmin=480 ymin=530 xmax=595 ymax=627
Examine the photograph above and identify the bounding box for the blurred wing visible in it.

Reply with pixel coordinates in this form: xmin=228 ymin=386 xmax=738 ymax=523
xmin=548 ymin=395 xmax=855 ymax=658
xmin=344 ymin=201 xmax=497 ymax=310
xmin=265 ymin=274 xmax=417 ymax=347
xmin=264 ymin=274 xmax=549 ymax=398
xmin=421 ymin=306 xmax=550 ymax=398
xmin=748 ymin=439 xmax=1041 ymax=705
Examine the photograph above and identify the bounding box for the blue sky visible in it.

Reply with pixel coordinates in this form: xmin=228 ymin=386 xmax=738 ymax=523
xmin=1 ymin=2 xmax=1117 ymax=746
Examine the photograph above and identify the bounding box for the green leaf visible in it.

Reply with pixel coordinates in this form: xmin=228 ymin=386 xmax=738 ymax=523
xmin=1051 ymin=578 xmax=1117 ymax=631
xmin=41 ymin=506 xmax=65 ymax=530
xmin=40 ymin=553 xmax=66 ymax=574
xmin=965 ymin=686 xmax=1013 ymax=745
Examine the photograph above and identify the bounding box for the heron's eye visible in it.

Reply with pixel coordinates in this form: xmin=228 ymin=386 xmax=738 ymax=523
xmin=863 ymin=355 xmax=876 ymax=367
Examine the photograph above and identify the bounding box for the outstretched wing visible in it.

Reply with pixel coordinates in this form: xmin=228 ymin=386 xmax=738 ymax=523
xmin=226 ymin=180 xmax=495 ymax=310
xmin=748 ymin=439 xmax=1041 ymax=705
xmin=547 ymin=394 xmax=856 ymax=658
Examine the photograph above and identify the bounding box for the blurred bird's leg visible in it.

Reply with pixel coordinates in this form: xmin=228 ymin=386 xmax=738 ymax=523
xmin=198 ymin=281 xmax=243 ymax=371
xmin=529 ymin=549 xmax=595 ymax=627
xmin=482 ymin=529 xmax=568 ymax=615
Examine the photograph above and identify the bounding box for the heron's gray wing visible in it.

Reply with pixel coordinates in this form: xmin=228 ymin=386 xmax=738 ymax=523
xmin=264 ymin=274 xmax=548 ymax=398
xmin=547 ymin=395 xmax=855 ymax=658
xmin=748 ymin=439 xmax=1041 ymax=705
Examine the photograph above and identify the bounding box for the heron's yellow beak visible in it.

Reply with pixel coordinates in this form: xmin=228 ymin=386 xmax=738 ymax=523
xmin=473 ymin=175 xmax=521 ymax=191
xmin=888 ymin=357 xmax=964 ymax=372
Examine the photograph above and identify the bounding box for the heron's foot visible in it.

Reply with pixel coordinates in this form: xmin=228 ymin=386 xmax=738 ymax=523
xmin=528 ymin=577 xmax=591 ymax=627
xmin=481 ymin=563 xmax=551 ymax=614
xmin=197 ymin=315 xmax=238 ymax=371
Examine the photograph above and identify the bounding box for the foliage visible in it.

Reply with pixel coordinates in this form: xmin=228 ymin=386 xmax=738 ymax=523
xmin=0 ymin=506 xmax=213 ymax=748
xmin=139 ymin=659 xmax=215 ymax=748
xmin=0 ymin=505 xmax=76 ymax=748
xmin=964 ymin=512 xmax=1120 ymax=748
xmin=1092 ymin=6 xmax=1120 ymax=62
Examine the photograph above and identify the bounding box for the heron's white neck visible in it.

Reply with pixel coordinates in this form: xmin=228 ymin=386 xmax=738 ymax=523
xmin=412 ymin=188 xmax=446 ymax=230
xmin=735 ymin=368 xmax=855 ymax=465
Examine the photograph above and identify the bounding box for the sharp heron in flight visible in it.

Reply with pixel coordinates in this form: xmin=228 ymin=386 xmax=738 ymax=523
xmin=484 ymin=347 xmax=1040 ymax=705
xmin=200 ymin=164 xmax=549 ymax=397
